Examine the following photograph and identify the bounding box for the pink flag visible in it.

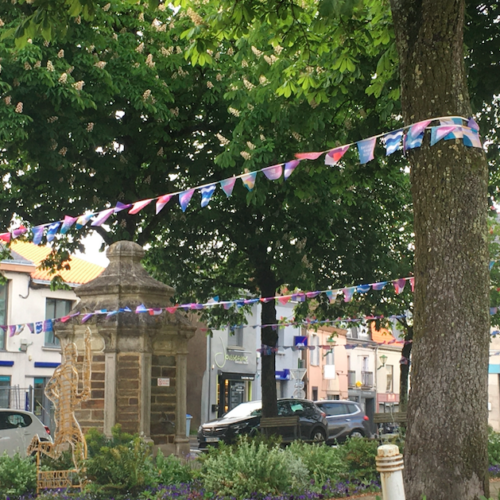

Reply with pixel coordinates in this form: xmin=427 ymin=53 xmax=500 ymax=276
xmin=156 ymin=194 xmax=172 ymax=214
xmin=91 ymin=208 xmax=115 ymax=227
xmin=408 ymin=119 xmax=432 ymax=138
xmin=262 ymin=165 xmax=283 ymax=181
xmin=295 ymin=151 xmax=323 ymax=160
xmin=325 ymin=145 xmax=349 ymax=166
xmin=220 ymin=178 xmax=236 ymax=197
xmin=277 ymin=296 xmax=291 ymax=305
xmin=129 ymin=199 xmax=153 ymax=215
xmin=12 ymin=226 xmax=27 ymax=239
xmin=284 ymin=160 xmax=300 ymax=180
xmin=166 ymin=306 xmax=178 ymax=314
xmin=409 ymin=277 xmax=415 ymax=292
xmin=394 ymin=278 xmax=406 ymax=294
xmin=0 ymin=233 xmax=10 ymax=242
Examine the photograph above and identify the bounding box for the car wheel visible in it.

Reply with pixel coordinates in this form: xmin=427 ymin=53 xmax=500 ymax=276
xmin=311 ymin=427 xmax=326 ymax=443
xmin=350 ymin=430 xmax=365 ymax=439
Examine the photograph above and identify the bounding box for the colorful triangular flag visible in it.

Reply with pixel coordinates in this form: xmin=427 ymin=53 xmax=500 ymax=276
xmin=383 ymin=130 xmax=404 ymax=156
xmin=430 ymin=125 xmax=457 ymax=146
xmin=114 ymin=201 xmax=132 ymax=213
xmin=241 ymin=172 xmax=257 ymax=191
xmin=262 ymin=165 xmax=283 ymax=181
xmin=179 ymin=188 xmax=195 ymax=212
xmin=200 ymin=184 xmax=217 ymax=208
xmin=60 ymin=216 xmax=78 ymax=235
xmin=129 ymin=199 xmax=153 ymax=215
xmin=31 ymin=226 xmax=45 ymax=245
xmin=76 ymin=213 xmax=95 ymax=230
xmin=343 ymin=287 xmax=356 ymax=302
xmin=284 ymin=160 xmax=300 ymax=180
xmin=357 ymin=137 xmax=376 ymax=164
xmin=46 ymin=222 xmax=61 ymax=242
xmin=91 ymin=208 xmax=114 ymax=227
xmin=295 ymin=151 xmax=323 ymax=160
xmin=325 ymin=145 xmax=349 ymax=166
xmin=220 ymin=178 xmax=236 ymax=197
xmin=441 ymin=118 xmax=463 ymax=140
xmin=156 ymin=194 xmax=172 ymax=214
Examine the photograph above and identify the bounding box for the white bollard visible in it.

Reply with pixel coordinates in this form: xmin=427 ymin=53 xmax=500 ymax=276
xmin=376 ymin=444 xmax=406 ymax=500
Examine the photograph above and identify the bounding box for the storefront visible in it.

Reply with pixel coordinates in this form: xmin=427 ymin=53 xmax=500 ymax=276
xmin=217 ymin=372 xmax=255 ymax=417
xmin=203 ymin=328 xmax=257 ymax=422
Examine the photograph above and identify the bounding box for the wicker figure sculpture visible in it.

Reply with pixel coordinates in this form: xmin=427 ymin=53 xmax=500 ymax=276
xmin=27 ymin=327 xmax=92 ymax=491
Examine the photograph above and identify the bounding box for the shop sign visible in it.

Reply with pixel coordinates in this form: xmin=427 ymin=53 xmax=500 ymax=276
xmin=225 ymin=353 xmax=248 ymax=364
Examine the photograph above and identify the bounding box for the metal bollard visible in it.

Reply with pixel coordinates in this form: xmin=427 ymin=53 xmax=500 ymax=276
xmin=376 ymin=444 xmax=406 ymax=500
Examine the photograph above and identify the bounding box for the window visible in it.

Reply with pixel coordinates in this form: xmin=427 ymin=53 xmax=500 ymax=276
xmin=321 ymin=403 xmax=348 ymax=416
xmin=45 ymin=298 xmax=72 ymax=346
xmin=0 ymin=411 xmax=32 ymax=429
xmin=386 ymin=365 xmax=394 ymax=393
xmin=0 ymin=376 xmax=10 ymax=408
xmin=228 ymin=326 xmax=244 ymax=348
xmin=310 ymin=335 xmax=319 ymax=366
xmin=0 ymin=284 xmax=7 ymax=350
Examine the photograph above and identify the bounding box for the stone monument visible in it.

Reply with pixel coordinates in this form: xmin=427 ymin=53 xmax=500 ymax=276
xmin=55 ymin=241 xmax=196 ymax=457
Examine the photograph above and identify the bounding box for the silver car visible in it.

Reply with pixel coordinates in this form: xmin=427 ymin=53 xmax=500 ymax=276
xmin=314 ymin=400 xmax=371 ymax=442
xmin=0 ymin=409 xmax=52 ymax=457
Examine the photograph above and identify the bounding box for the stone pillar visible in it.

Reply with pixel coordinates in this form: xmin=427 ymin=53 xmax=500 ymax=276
xmin=175 ymin=350 xmax=189 ymax=455
xmin=55 ymin=241 xmax=196 ymax=457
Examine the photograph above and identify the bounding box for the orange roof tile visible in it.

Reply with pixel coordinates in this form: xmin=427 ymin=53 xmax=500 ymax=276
xmin=9 ymin=241 xmax=105 ymax=286
xmin=370 ymin=322 xmax=403 ymax=345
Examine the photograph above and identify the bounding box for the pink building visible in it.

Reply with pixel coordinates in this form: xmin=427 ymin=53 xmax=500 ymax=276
xmin=304 ymin=327 xmax=348 ymax=401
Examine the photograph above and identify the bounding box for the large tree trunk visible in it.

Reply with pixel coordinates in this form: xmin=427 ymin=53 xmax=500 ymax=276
xmin=256 ymin=262 xmax=279 ymax=419
xmin=389 ymin=1 xmax=490 ymax=498
xmin=399 ymin=325 xmax=413 ymax=412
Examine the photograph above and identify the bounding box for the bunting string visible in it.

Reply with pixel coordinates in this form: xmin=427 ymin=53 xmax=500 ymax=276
xmin=1 ymin=116 xmax=481 ymax=244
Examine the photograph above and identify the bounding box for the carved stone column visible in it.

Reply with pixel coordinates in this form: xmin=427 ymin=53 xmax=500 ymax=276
xmin=55 ymin=241 xmax=196 ymax=456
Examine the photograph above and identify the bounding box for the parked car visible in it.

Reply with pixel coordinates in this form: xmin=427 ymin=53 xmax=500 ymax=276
xmin=197 ymin=398 xmax=328 ymax=449
xmin=0 ymin=409 xmax=52 ymax=457
xmin=314 ymin=400 xmax=371 ymax=442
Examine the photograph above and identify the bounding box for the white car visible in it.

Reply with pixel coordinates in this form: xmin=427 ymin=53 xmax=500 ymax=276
xmin=0 ymin=409 xmax=53 ymax=457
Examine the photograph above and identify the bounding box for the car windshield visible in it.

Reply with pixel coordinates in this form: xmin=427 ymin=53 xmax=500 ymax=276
xmin=222 ymin=401 xmax=262 ymax=419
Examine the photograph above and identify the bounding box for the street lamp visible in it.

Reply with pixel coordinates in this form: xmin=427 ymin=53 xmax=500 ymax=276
xmin=378 ymin=354 xmax=388 ymax=370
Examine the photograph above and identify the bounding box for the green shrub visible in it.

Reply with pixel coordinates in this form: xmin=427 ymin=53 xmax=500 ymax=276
xmin=86 ymin=424 xmax=136 ymax=458
xmin=153 ymin=449 xmax=194 ymax=486
xmin=489 ymin=428 xmax=500 ymax=465
xmin=84 ymin=429 xmax=156 ymax=496
xmin=0 ymin=452 xmax=36 ymax=499
xmin=287 ymin=441 xmax=348 ymax=489
xmin=199 ymin=437 xmax=308 ymax=497
xmin=337 ymin=437 xmax=379 ymax=483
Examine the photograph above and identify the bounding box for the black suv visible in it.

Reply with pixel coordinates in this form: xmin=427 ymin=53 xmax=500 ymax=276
xmin=314 ymin=400 xmax=371 ymax=442
xmin=197 ymin=398 xmax=328 ymax=449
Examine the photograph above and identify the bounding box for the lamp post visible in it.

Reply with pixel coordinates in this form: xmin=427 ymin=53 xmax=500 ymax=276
xmin=378 ymin=354 xmax=388 ymax=370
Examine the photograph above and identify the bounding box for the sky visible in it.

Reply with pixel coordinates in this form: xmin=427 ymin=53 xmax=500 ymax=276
xmin=74 ymin=232 xmax=109 ymax=267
